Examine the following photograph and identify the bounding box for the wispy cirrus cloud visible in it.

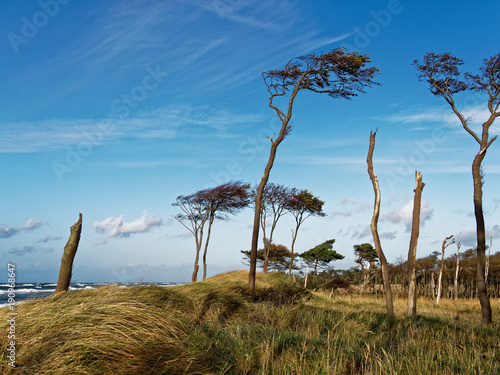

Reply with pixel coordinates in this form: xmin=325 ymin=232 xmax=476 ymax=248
xmin=379 ymin=105 xmax=500 ymax=135
xmin=185 ymin=0 xmax=297 ymax=31
xmin=36 ymin=235 xmax=62 ymax=244
xmin=94 ymin=211 xmax=164 ymax=245
xmin=7 ymin=246 xmax=54 ymax=256
xmin=0 ymin=105 xmax=264 ymax=153
xmin=0 ymin=219 xmax=43 ymax=238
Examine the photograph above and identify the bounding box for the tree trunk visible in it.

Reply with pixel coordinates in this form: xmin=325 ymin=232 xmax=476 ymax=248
xmin=485 ymin=232 xmax=492 ymax=283
xmin=407 ymin=171 xmax=425 ymax=316
xmin=263 ymin=250 xmax=269 ymax=274
xmin=455 ymin=243 xmax=461 ymax=303
xmin=249 ymin=128 xmax=290 ymax=290
xmin=288 ymin=225 xmax=300 ymax=276
xmin=304 ymin=266 xmax=309 ymax=288
xmin=249 ymin=80 xmax=301 ymax=291
xmin=260 ymin=214 xmax=269 ymax=274
xmin=367 ymin=130 xmax=394 ymax=315
xmin=202 ymin=215 xmax=215 ymax=280
xmin=430 ymin=272 xmax=436 ymax=305
xmin=55 ymin=213 xmax=83 ymax=294
xmin=436 ymin=235 xmax=453 ymax=306
xmin=191 ymin=264 xmax=199 ymax=283
xmin=472 ymin=152 xmax=492 ymax=323
xmin=362 ymin=270 xmax=371 ymax=295
xmin=192 ymin=229 xmax=203 ymax=283
xmin=250 ymin=143 xmax=280 ymax=290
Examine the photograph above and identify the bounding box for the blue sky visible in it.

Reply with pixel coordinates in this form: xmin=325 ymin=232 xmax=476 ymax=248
xmin=1 ymin=0 xmax=499 ymax=283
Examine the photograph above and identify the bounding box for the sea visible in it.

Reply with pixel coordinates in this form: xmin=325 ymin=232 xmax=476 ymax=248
xmin=0 ymin=282 xmax=182 ymax=309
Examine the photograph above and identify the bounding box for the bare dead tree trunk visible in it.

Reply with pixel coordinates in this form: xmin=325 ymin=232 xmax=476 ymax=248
xmin=55 ymin=213 xmax=83 ymax=294
xmin=431 ymin=272 xmax=436 ymax=305
xmin=436 ymin=235 xmax=453 ymax=305
xmin=455 ymin=241 xmax=462 ymax=303
xmin=260 ymin=211 xmax=269 ymax=274
xmin=407 ymin=171 xmax=425 ymax=316
xmin=485 ymin=232 xmax=492 ymax=283
xmin=367 ymin=130 xmax=393 ymax=315
xmin=288 ymin=227 xmax=299 ymax=276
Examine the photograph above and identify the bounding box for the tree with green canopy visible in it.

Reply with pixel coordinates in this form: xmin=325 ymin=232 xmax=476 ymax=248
xmin=354 ymin=243 xmax=379 ymax=294
xmin=299 ymin=239 xmax=344 ymax=275
xmin=241 ymin=243 xmax=293 ymax=272
xmin=354 ymin=243 xmax=379 ymax=270
xmin=287 ymin=189 xmax=326 ymax=276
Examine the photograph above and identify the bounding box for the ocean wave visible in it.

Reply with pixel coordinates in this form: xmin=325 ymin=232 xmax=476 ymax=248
xmin=69 ymin=285 xmax=96 ymax=291
xmin=0 ymin=288 xmax=55 ymax=295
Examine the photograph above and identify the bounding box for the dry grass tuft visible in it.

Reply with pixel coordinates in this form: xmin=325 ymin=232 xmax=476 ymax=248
xmin=1 ymin=272 xmax=498 ymax=374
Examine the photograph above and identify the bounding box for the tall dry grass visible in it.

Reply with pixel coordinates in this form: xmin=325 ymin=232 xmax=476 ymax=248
xmin=1 ymin=271 xmax=498 ymax=374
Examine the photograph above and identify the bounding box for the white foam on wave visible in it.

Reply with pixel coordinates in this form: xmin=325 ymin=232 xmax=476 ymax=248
xmin=69 ymin=285 xmax=96 ymax=291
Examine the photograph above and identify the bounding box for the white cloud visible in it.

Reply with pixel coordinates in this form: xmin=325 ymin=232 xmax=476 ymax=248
xmin=94 ymin=211 xmax=164 ymax=244
xmin=357 ymin=225 xmax=372 ymax=239
xmin=457 ymin=225 xmax=500 ymax=249
xmin=341 ymin=197 xmax=358 ymax=204
xmin=329 ymin=198 xmax=370 ymax=218
xmin=380 ymin=231 xmax=397 ymax=240
xmin=36 ymin=235 xmax=63 ymax=244
xmin=0 ymin=219 xmax=43 ymax=238
xmin=380 ymin=105 xmax=499 ymax=135
xmin=381 ymin=200 xmax=434 ymax=232
xmin=7 ymin=246 xmax=53 ymax=256
xmin=342 ymin=224 xmax=372 ymax=240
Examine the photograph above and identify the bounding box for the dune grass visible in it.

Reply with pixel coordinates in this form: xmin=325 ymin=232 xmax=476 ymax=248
xmin=1 ymin=270 xmax=499 ymax=374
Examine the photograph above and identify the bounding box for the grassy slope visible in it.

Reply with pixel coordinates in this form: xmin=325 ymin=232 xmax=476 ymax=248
xmin=1 ymin=270 xmax=499 ymax=374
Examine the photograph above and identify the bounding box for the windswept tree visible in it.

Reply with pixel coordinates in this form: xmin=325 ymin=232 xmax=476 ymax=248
xmin=300 ymin=239 xmax=344 ymax=275
xmin=414 ymin=52 xmax=500 ymax=323
xmin=241 ymin=243 xmax=293 ymax=272
xmin=255 ymin=183 xmax=294 ymax=273
xmin=173 ymin=181 xmax=251 ymax=282
xmin=173 ymin=193 xmax=210 ymax=283
xmin=199 ymin=181 xmax=251 ymax=280
xmin=353 ymin=243 xmax=379 ymax=295
xmin=249 ymin=48 xmax=380 ymax=291
xmin=287 ymin=189 xmax=326 ymax=276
